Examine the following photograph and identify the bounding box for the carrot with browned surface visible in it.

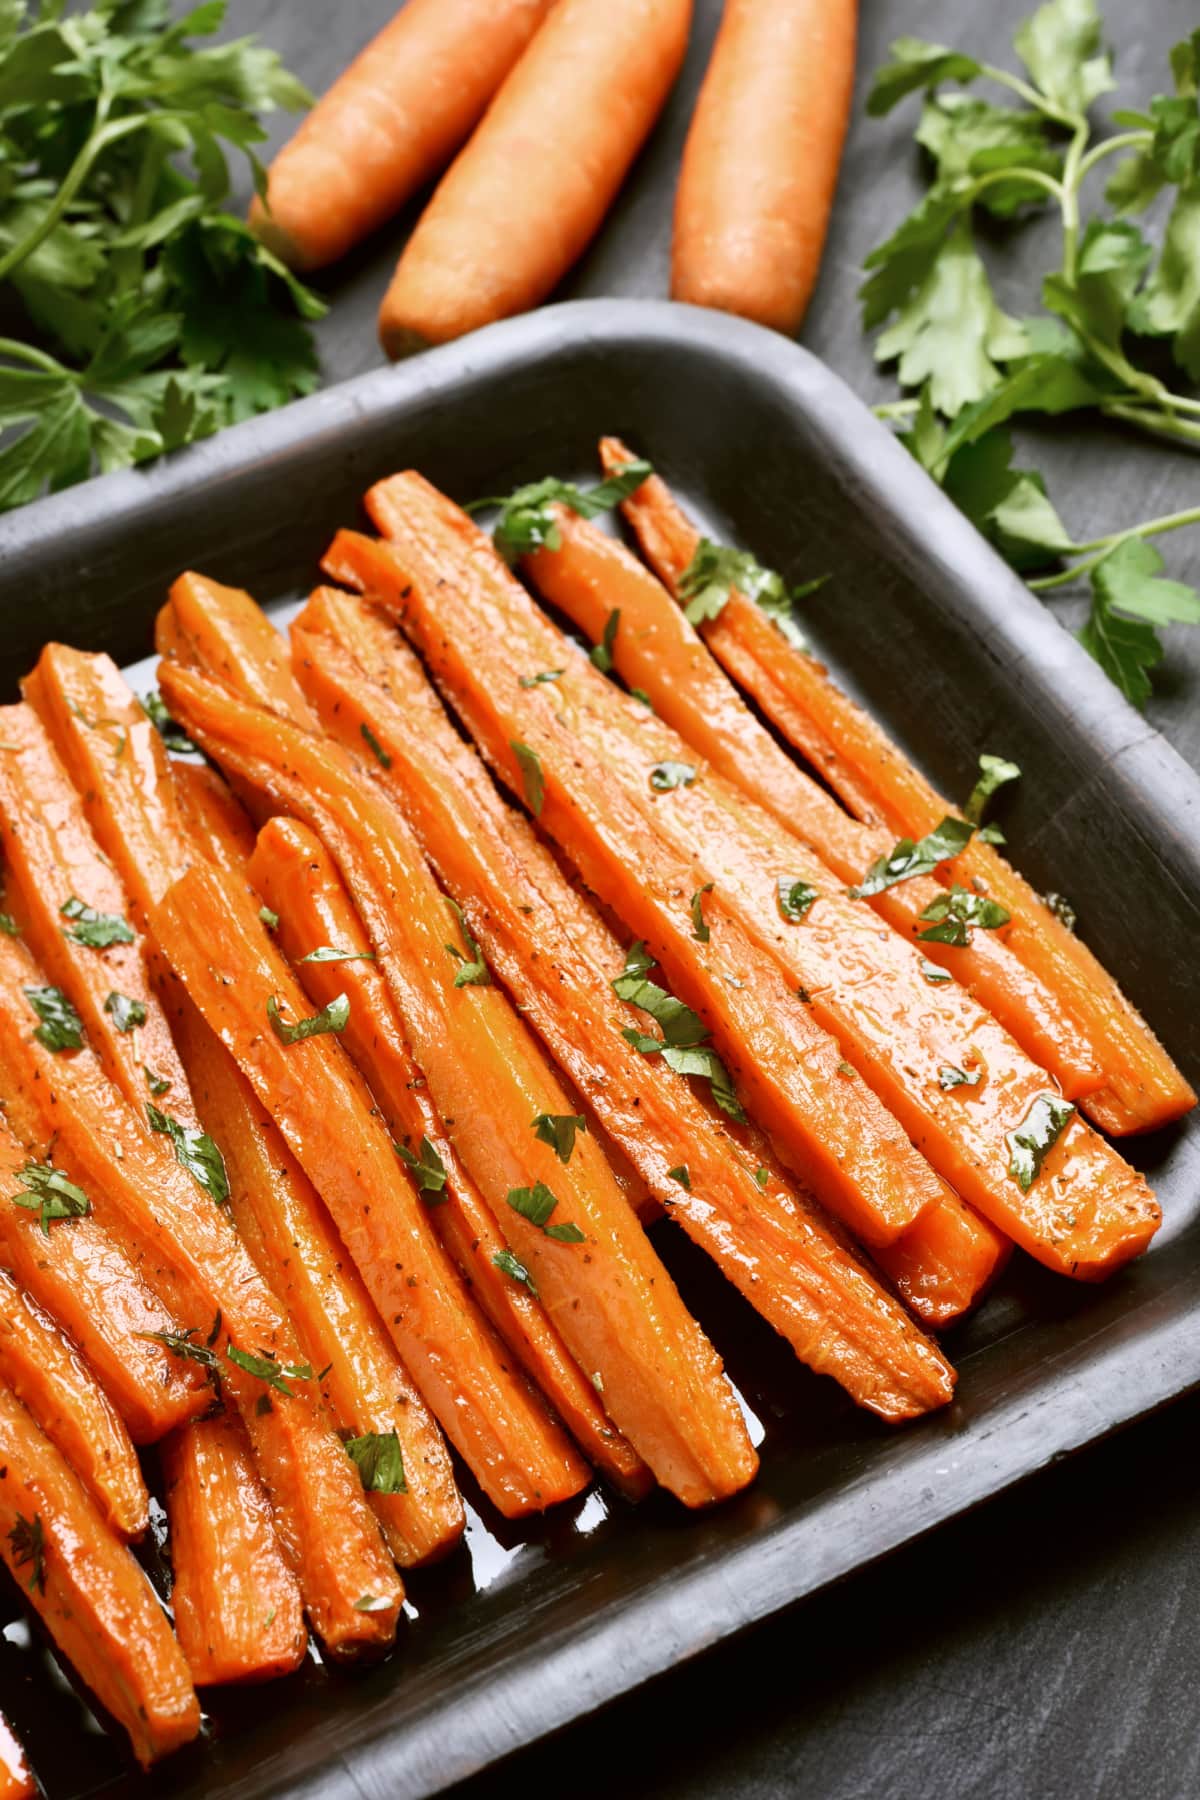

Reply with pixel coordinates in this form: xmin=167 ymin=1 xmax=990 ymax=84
xmin=600 ymin=438 xmax=1197 ymax=1139
xmin=0 ymin=1268 xmax=148 ymax=1540
xmin=157 ymin=664 xmax=756 ymax=1506
xmin=171 ymin=762 xmax=257 ymax=874
xmin=161 ymin=1411 xmax=309 ymax=1687
xmin=164 ymin=573 xmax=320 ymax=728
xmin=250 ymin=0 xmax=557 ymax=271
xmin=377 ymin=0 xmax=691 ymax=356
xmin=672 ymin=0 xmax=857 ymax=333
xmin=0 ymin=1381 xmax=200 ymax=1767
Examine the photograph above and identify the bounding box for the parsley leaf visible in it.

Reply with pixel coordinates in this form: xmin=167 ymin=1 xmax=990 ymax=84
xmin=920 ymin=956 xmax=953 ymax=983
xmin=777 ymin=877 xmax=818 ymax=921
xmin=964 ymin=753 xmax=1022 ymax=825
xmin=676 ymin=538 xmax=820 ymax=647
xmin=0 ymin=913 xmax=18 ymax=937
xmin=1080 ymin=538 xmax=1200 ymax=707
xmin=142 ymin=692 xmax=196 ymax=755
xmin=492 ymin=1246 xmax=538 ymax=1296
xmin=849 ymin=817 xmax=974 ymax=898
xmin=226 ymin=1345 xmax=314 ymax=1397
xmin=104 ymin=991 xmax=147 ymax=1033
xmin=591 ymin=609 xmax=619 ymax=674
xmin=475 ymin=462 xmax=653 ymax=563
xmin=867 ymin=38 xmax=983 ymax=116
xmin=649 ymin=760 xmax=696 ymax=792
xmin=690 ymin=882 xmax=713 ymax=942
xmin=266 ymin=992 xmax=350 ymax=1044
xmin=939 ymin=1064 xmax=983 ymax=1090
xmin=666 ymin=1164 xmax=691 ymax=1189
xmin=1006 ymin=1092 xmax=1076 ymax=1190
xmin=297 ymin=944 xmax=375 ymax=964
xmin=531 ymin=1113 xmax=587 ymax=1164
xmin=360 ymin=722 xmax=391 ymax=769
xmin=519 ymin=669 xmax=564 ymax=688
xmin=346 ymin=1431 xmax=407 ymax=1495
xmin=134 ymin=1322 xmax=220 ymax=1371
xmin=1013 ymin=0 xmax=1114 ymax=118
xmin=7 ymin=1512 xmax=45 ymax=1593
xmin=147 ymin=1104 xmax=230 ymax=1205
xmin=505 ymin=1181 xmax=586 ymax=1244
xmin=258 ymin=906 xmax=279 ymax=931
xmin=24 ymin=984 xmax=83 ymax=1051
xmin=396 ymin=1135 xmax=447 ymax=1197
xmin=511 ymin=741 xmax=544 ymax=816
xmin=443 ymin=898 xmax=489 ymax=987
xmin=1043 ymin=890 xmax=1078 ymax=931
xmin=917 ymin=884 xmax=1012 ymax=945
xmin=60 ymin=896 xmax=135 ymax=948
xmin=11 ymin=1161 xmax=90 ymax=1237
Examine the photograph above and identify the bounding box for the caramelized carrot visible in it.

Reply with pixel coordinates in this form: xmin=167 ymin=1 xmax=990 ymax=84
xmin=172 ymin=762 xmax=257 ymax=874
xmin=250 ymin=819 xmax=653 ymax=1486
xmin=173 ymin=995 xmax=466 ymax=1566
xmin=358 ymin=478 xmax=1161 ymax=1282
xmin=153 ymin=858 xmax=596 ymax=1516
xmin=158 ymin=665 xmax=756 ymax=1505
xmin=524 ymin=507 xmax=1102 ymax=1103
xmin=0 ymin=1119 xmax=209 ymax=1443
xmin=161 ymin=1411 xmax=308 ymax=1686
xmin=0 ymin=929 xmax=403 ymax=1657
xmin=250 ymin=0 xmax=557 ymax=271
xmin=167 ymin=574 xmax=319 ymax=728
xmin=601 ymin=439 xmax=1197 ymax=1138
xmin=0 ymin=1713 xmax=33 ymax=1800
xmin=0 ymin=1381 xmax=200 ymax=1767
xmin=0 ymin=1268 xmax=148 ymax=1540
xmin=289 ymin=592 xmax=958 ymax=1405
xmin=0 ymin=705 xmax=192 ymax=1117
xmin=377 ymin=0 xmax=691 ymax=354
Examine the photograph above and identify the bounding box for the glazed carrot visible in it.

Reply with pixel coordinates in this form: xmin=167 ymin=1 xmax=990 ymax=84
xmin=0 ymin=930 xmax=403 ymax=1657
xmin=250 ymin=0 xmax=557 ymax=271
xmin=338 ymin=499 xmax=944 ymax=1251
xmin=601 ymin=441 xmax=1197 ymax=1138
xmin=165 ymin=574 xmax=319 ymax=729
xmin=0 ymin=1713 xmax=33 ymax=1800
xmin=172 ymin=762 xmax=257 ymax=874
xmin=672 ymin=0 xmax=856 ymax=332
xmin=524 ymin=507 xmax=1102 ymax=1103
xmin=291 ymin=595 xmax=959 ymax=1406
xmin=152 ymin=858 xmax=598 ymax=1517
xmin=158 ymin=666 xmax=756 ymax=1506
xmin=251 ymin=819 xmax=653 ymax=1486
xmin=161 ymin=1411 xmax=308 ymax=1686
xmin=0 ymin=1268 xmax=148 ymax=1540
xmin=359 ymin=475 xmax=1162 ymax=1280
xmin=173 ymin=995 xmax=466 ymax=1566
xmin=0 ymin=1382 xmax=200 ymax=1766
xmin=0 ymin=1119 xmax=209 ymax=1442
xmin=0 ymin=705 xmax=193 ymax=1118
xmin=377 ymin=0 xmax=691 ymax=355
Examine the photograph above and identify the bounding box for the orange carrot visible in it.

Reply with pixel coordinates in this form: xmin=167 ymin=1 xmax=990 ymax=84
xmin=161 ymin=1411 xmax=308 ymax=1686
xmin=377 ymin=0 xmax=691 ymax=355
xmin=602 ymin=440 xmax=1197 ymax=1138
xmin=0 ymin=1119 xmax=209 ymax=1443
xmin=171 ymin=762 xmax=257 ymax=874
xmin=290 ymin=591 xmax=958 ymax=1405
xmin=0 ymin=1381 xmax=200 ymax=1767
xmin=523 ymin=506 xmax=1102 ymax=1103
xmin=0 ymin=704 xmax=193 ymax=1118
xmin=250 ymin=0 xmax=557 ymax=271
xmin=672 ymin=0 xmax=856 ymax=332
xmin=166 ymin=574 xmax=319 ymax=729
xmin=173 ymin=994 xmax=466 ymax=1566
xmin=152 ymin=857 xmax=597 ymax=1516
xmin=359 ymin=474 xmax=1162 ymax=1281
xmin=0 ymin=1268 xmax=148 ymax=1540
xmin=250 ymin=818 xmax=653 ymax=1488
xmin=0 ymin=1713 xmax=33 ymax=1800
xmin=0 ymin=928 xmax=404 ymax=1657
xmin=159 ymin=664 xmax=757 ymax=1506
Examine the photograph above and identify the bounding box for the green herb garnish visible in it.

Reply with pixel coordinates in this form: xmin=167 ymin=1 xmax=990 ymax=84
xmin=11 ymin=1162 xmax=89 ymax=1237
xmin=939 ymin=1064 xmax=983 ymax=1090
xmin=849 ymin=817 xmax=974 ymax=898
xmin=443 ymin=898 xmax=489 ymax=987
xmin=917 ymin=884 xmax=1011 ymax=944
xmin=964 ymin=753 xmax=1022 ymax=827
xmin=777 ymin=877 xmax=818 ymax=921
xmin=24 ymin=984 xmax=83 ymax=1051
xmin=506 ymin=1181 xmax=586 ymax=1243
xmin=259 ymin=906 xmax=279 ymax=931
xmin=519 ymin=669 xmax=565 ymax=688
xmin=649 ymin=760 xmax=696 ymax=792
xmin=531 ymin=1113 xmax=587 ymax=1164
xmin=345 ymin=1431 xmax=407 ymax=1495
xmin=104 ymin=991 xmax=146 ymax=1033
xmin=396 ymin=1135 xmax=447 ymax=1197
xmin=666 ymin=1164 xmax=691 ymax=1189
xmin=591 ymin=609 xmax=620 ymax=674
xmin=492 ymin=1246 xmax=538 ymax=1295
xmin=0 ymin=913 xmax=19 ymax=937
xmin=266 ymin=992 xmax=349 ymax=1044
xmin=690 ymin=882 xmax=713 ymax=943
xmin=473 ymin=462 xmax=653 ymax=563
xmin=226 ymin=1345 xmax=315 ymax=1397
xmin=8 ymin=1513 xmax=45 ymax=1593
xmin=1006 ymin=1091 xmax=1075 ymax=1189
xmin=511 ymin=741 xmax=545 ymax=816
xmin=60 ymin=896 xmax=135 ymax=948
xmin=297 ymin=944 xmax=376 ymax=964
xmin=146 ymin=1104 xmax=230 ymax=1205
xmin=677 ymin=539 xmax=826 ymax=649
xmin=142 ymin=693 xmax=197 ymax=755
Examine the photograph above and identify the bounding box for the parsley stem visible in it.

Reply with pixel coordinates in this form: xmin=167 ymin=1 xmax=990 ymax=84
xmin=1058 ymin=120 xmax=1091 ymax=287
xmin=0 ymin=338 xmax=69 ymax=378
xmin=978 ymin=63 xmax=1080 ymax=130
xmin=1101 ymin=398 xmax=1200 ymax=440
xmin=0 ymin=110 xmax=152 ymax=285
xmin=1075 ymin=129 xmax=1153 ymax=183
xmin=1029 ymin=504 xmax=1200 ymax=591
xmin=873 ymin=399 xmax=922 ymax=420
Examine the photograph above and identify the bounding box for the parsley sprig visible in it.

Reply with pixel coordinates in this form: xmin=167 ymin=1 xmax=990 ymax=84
xmin=0 ymin=1 xmax=323 ymax=511
xmin=470 ymin=461 xmax=653 ymax=563
xmin=866 ymin=6 xmax=1200 ymax=706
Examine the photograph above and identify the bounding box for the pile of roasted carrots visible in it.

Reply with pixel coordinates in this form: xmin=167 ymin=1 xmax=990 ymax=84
xmin=0 ymin=444 xmax=1190 ymax=1784
xmin=251 ymin=0 xmax=857 ymax=352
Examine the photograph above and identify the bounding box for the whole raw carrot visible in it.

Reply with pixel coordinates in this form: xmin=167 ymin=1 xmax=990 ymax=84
xmin=0 ymin=1713 xmax=33 ymax=1800
xmin=378 ymin=0 xmax=692 ymax=356
xmin=600 ymin=439 xmax=1197 ymax=1138
xmin=0 ymin=1381 xmax=200 ymax=1767
xmin=0 ymin=1268 xmax=149 ymax=1540
xmin=250 ymin=0 xmax=556 ymax=271
xmin=672 ymin=0 xmax=856 ymax=333
xmin=161 ymin=1411 xmax=309 ymax=1687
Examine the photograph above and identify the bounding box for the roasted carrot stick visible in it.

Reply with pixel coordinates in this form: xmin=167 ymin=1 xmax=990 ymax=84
xmin=172 ymin=762 xmax=257 ymax=874
xmin=377 ymin=0 xmax=691 ymax=355
xmin=601 ymin=440 xmax=1197 ymax=1139
xmin=0 ymin=1118 xmax=209 ymax=1443
xmin=672 ymin=0 xmax=856 ymax=332
xmin=173 ymin=994 xmax=466 ymax=1566
xmin=0 ymin=705 xmax=192 ymax=1119
xmin=250 ymin=0 xmax=557 ymax=271
xmin=161 ymin=1410 xmax=308 ymax=1687
xmin=0 ymin=929 xmax=403 ymax=1657
xmin=0 ymin=1381 xmax=200 ymax=1767
xmin=152 ymin=858 xmax=598 ymax=1517
xmin=0 ymin=1713 xmax=33 ymax=1800
xmin=165 ymin=574 xmax=319 ymax=729
xmin=359 ymin=475 xmax=1162 ymax=1281
xmin=290 ymin=594 xmax=959 ymax=1404
xmin=158 ymin=666 xmax=756 ymax=1506
xmin=250 ymin=819 xmax=653 ymax=1485
xmin=523 ymin=507 xmax=1102 ymax=1103
xmin=0 ymin=1268 xmax=148 ymax=1540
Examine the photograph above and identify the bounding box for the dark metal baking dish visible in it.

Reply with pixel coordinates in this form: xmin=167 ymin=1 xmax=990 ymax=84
xmin=0 ymin=299 xmax=1196 ymax=1800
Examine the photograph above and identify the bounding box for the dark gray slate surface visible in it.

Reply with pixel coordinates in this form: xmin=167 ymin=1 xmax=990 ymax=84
xmin=236 ymin=3 xmax=1200 ymax=1797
